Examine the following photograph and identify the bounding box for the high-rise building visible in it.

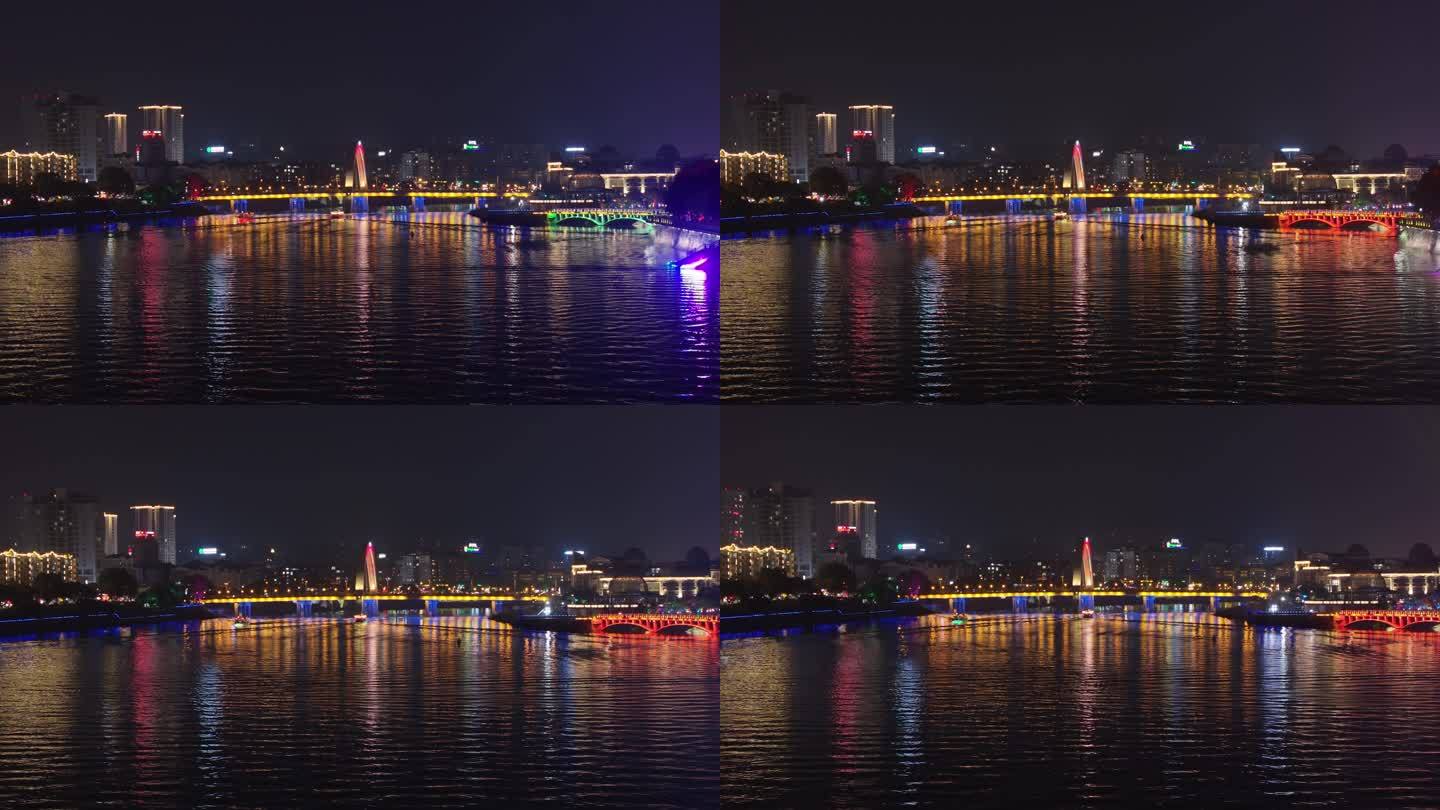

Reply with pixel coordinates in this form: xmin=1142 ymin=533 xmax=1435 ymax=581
xmin=137 ymin=105 xmax=184 ymax=163
xmin=741 ymin=483 xmax=815 ymax=578
xmin=359 ymin=542 xmax=379 ymax=593
xmin=20 ymin=93 xmax=100 ymax=183
xmin=102 ymin=512 xmax=118 ymax=557
xmin=13 ymin=490 xmax=101 ymax=583
xmin=1101 ymin=545 xmax=1138 ymax=583
xmin=815 ymin=112 xmax=838 ymax=155
xmin=103 ymin=113 xmax=127 ymax=156
xmin=730 ymin=91 xmax=810 ymax=183
xmin=1063 ymin=141 xmax=1087 ymax=189
xmin=831 ymin=500 xmax=877 ymax=560
xmin=722 ymin=487 xmax=746 ymax=546
xmin=1112 ymin=149 xmax=1147 ymax=182
xmin=848 ymin=105 xmax=895 ymax=164
xmin=130 ymin=505 xmax=177 ymax=565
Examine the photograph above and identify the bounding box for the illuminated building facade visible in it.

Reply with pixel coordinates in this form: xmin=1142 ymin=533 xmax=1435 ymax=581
xmin=1063 ymin=141 xmax=1087 ymax=189
xmin=1072 ymin=537 xmax=1094 ymax=587
xmin=720 ymin=544 xmax=797 ymax=580
xmin=727 ymin=91 xmax=810 ymax=182
xmin=720 ymin=150 xmax=787 ymax=185
xmin=104 ymin=113 xmax=127 ymax=156
xmin=137 ymin=105 xmax=184 ymax=163
xmin=815 ymin=112 xmax=838 ymax=155
xmin=1 ymin=151 xmax=77 ymax=185
xmin=831 ymin=499 xmax=877 ymax=560
xmin=0 ymin=549 xmax=78 ymax=586
xmin=130 ymin=505 xmax=177 ymax=565
xmin=102 ymin=512 xmax=118 ymax=557
xmin=848 ymin=105 xmax=895 ymax=163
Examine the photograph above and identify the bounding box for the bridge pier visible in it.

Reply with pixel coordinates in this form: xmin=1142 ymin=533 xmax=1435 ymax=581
xmin=231 ymin=198 xmax=249 ymax=213
xmin=1069 ymin=196 xmax=1087 ymax=215
xmin=1142 ymin=595 xmax=1156 ymax=612
xmin=1078 ymin=593 xmax=1095 ymax=611
xmin=948 ymin=200 xmax=963 ymax=216
xmin=426 ymin=599 xmax=440 ymax=617
xmin=1005 ymin=198 xmax=1022 ymax=215
xmin=1195 ymin=197 xmax=1210 ymax=210
xmin=951 ymin=597 xmax=967 ymax=613
xmin=1210 ymin=596 xmax=1222 ymax=612
xmin=412 ymin=196 xmax=425 ymax=212
xmin=351 ymin=195 xmax=369 ymax=214
xmin=295 ymin=599 xmax=313 ymax=618
xmin=289 ymin=197 xmax=304 ymax=213
xmin=1012 ymin=595 xmax=1029 ymax=613
xmin=1131 ymin=197 xmax=1145 ymax=213
xmin=236 ymin=600 xmax=253 ymax=618
xmin=361 ymin=598 xmax=379 ymax=617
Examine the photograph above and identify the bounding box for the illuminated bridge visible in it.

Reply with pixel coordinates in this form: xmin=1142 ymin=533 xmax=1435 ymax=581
xmin=190 ymin=189 xmax=530 ymax=213
xmin=588 ymin=613 xmax=718 ymax=636
xmin=545 ymin=209 xmax=661 ymax=230
xmin=204 ymin=592 xmax=548 ymax=617
xmin=912 ymin=191 xmax=1255 ymax=215
xmin=1331 ymin=610 xmax=1440 ymax=632
xmin=1277 ymin=210 xmax=1405 ymax=234
xmin=920 ymin=589 xmax=1267 ymax=612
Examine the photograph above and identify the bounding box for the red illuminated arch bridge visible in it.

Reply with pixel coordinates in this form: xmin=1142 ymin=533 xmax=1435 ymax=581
xmin=588 ymin=614 xmax=717 ymax=637
xmin=1332 ymin=610 xmax=1440 ymax=632
xmin=1277 ymin=210 xmax=1404 ymax=234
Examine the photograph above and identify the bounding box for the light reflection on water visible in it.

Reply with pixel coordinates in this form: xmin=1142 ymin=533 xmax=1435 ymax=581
xmin=721 ymin=213 xmax=1440 ymax=402
xmin=0 ymin=213 xmax=716 ymax=402
xmin=0 ymin=616 xmax=719 ymax=809
xmin=721 ymin=612 xmax=1440 ymax=809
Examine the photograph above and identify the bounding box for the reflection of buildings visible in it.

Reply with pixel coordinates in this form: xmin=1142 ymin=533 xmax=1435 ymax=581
xmin=720 ymin=543 xmax=796 ymax=579
xmin=0 ymin=548 xmax=78 ymax=585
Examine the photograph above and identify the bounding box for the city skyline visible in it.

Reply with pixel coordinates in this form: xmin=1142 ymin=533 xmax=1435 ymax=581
xmin=1 ymin=3 xmax=719 ymax=158
xmin=722 ymin=407 xmax=1440 ymax=558
xmin=0 ymin=408 xmax=719 ymax=565
xmin=721 ymin=0 xmax=1440 ymax=158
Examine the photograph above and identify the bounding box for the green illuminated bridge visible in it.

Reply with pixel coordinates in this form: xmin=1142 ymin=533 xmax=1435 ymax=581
xmin=545 ymin=208 xmax=662 ymax=230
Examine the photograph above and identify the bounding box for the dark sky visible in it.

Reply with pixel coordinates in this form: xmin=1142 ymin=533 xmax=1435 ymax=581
xmin=1 ymin=407 xmax=718 ymax=565
xmin=722 ymin=408 xmax=1440 ymax=559
xmin=722 ymin=0 xmax=1440 ymax=159
xmin=2 ymin=2 xmax=717 ymax=158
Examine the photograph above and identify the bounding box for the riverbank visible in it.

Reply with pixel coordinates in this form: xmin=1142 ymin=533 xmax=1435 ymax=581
xmin=0 ymin=603 xmax=215 ymax=637
xmin=0 ymin=202 xmax=211 ymax=234
xmin=720 ymin=601 xmax=934 ymax=635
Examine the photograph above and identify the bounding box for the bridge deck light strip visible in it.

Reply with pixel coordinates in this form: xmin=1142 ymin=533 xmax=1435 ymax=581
xmin=911 ymin=192 xmax=1251 ymax=203
xmin=202 ymin=593 xmax=548 ymax=604
xmin=920 ymin=590 xmax=1267 ymax=599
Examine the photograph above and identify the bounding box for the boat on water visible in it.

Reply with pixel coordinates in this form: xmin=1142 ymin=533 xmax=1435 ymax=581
xmin=1080 ymin=609 xmax=1096 ymax=619
xmin=236 ymin=212 xmax=255 ymax=224
xmin=950 ymin=613 xmax=968 ymax=626
xmin=232 ymin=616 xmax=254 ymax=629
xmin=328 ymin=210 xmax=345 ymax=220
xmin=352 ymin=614 xmax=367 ymax=623
xmin=1053 ymin=210 xmax=1070 ymax=221
xmin=1400 ymin=215 xmax=1440 ymax=254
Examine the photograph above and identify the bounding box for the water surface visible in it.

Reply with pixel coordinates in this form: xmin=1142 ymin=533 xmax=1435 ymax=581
xmin=0 ymin=212 xmax=716 ymax=402
xmin=722 ymin=612 xmax=1440 ymax=808
xmin=722 ymin=213 xmax=1440 ymax=402
xmin=0 ymin=616 xmax=718 ymax=808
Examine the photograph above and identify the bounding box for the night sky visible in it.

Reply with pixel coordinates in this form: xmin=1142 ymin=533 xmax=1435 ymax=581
xmin=2 ymin=2 xmax=717 ymax=158
xmin=0 ymin=407 xmax=719 ymax=565
xmin=722 ymin=408 xmax=1440 ymax=559
xmin=722 ymin=0 xmax=1440 ymax=159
